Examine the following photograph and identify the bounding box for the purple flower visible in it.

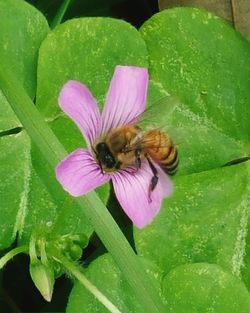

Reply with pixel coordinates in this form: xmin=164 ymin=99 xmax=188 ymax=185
xmin=56 ymin=65 xmax=172 ymax=228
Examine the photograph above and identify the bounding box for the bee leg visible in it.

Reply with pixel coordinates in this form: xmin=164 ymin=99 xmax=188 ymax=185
xmin=146 ymin=157 xmax=159 ymax=202
xmin=115 ymin=161 xmax=121 ymax=169
xmin=135 ymin=148 xmax=142 ymax=169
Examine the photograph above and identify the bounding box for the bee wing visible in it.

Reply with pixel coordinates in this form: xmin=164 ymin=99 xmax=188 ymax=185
xmin=139 ymin=96 xmax=180 ymax=128
xmin=124 ymin=137 xmax=164 ymax=153
xmin=137 ymin=95 xmax=183 ymax=145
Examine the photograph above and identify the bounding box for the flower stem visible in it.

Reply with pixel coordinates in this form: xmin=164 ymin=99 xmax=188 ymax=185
xmin=0 ymin=246 xmax=28 ymax=269
xmin=0 ymin=65 xmax=166 ymax=313
xmin=51 ymin=0 xmax=71 ymax=29
xmin=51 ymin=249 xmax=122 ymax=313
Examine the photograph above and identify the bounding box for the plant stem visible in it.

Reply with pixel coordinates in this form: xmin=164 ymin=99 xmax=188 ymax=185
xmin=0 ymin=64 xmax=166 ymax=313
xmin=0 ymin=246 xmax=28 ymax=269
xmin=51 ymin=0 xmax=71 ymax=29
xmin=51 ymin=249 xmax=122 ymax=313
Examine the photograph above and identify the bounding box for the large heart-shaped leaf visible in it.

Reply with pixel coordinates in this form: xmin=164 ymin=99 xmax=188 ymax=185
xmin=134 ymin=7 xmax=250 ymax=283
xmin=140 ymin=8 xmax=250 ymax=174
xmin=36 ymin=17 xmax=148 ymax=119
xmin=140 ymin=8 xmax=250 ymax=144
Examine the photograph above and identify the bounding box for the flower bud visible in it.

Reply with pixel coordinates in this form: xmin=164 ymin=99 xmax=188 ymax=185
xmin=29 ymin=260 xmax=54 ymax=302
xmin=69 ymin=244 xmax=82 ymax=260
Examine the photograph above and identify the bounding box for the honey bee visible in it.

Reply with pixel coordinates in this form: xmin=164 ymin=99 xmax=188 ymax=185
xmin=93 ymin=124 xmax=178 ymax=194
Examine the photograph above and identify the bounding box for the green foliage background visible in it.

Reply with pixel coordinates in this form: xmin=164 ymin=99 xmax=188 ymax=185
xmin=0 ymin=0 xmax=249 ymax=312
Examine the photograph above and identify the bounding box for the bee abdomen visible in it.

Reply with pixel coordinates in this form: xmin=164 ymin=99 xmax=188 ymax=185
xmin=161 ymin=146 xmax=179 ymax=175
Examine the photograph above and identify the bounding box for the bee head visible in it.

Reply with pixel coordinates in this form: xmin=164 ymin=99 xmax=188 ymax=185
xmin=95 ymin=142 xmax=117 ymax=169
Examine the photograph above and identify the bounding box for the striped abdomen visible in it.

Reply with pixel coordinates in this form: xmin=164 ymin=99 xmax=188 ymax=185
xmin=143 ymin=129 xmax=179 ymax=175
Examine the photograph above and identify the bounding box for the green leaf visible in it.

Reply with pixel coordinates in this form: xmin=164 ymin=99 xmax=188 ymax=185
xmin=67 ymin=254 xmax=250 ymax=313
xmin=0 ymin=0 xmax=49 ymax=99
xmin=0 ymin=130 xmax=30 ymax=249
xmin=66 ymin=254 xmax=165 ymax=313
xmin=135 ymin=163 xmax=250 ymax=276
xmin=36 ymin=17 xmax=148 ymax=119
xmin=140 ymin=8 xmax=250 ymax=174
xmin=0 ymin=92 xmax=21 ymax=131
xmin=141 ymin=7 xmax=250 ymax=143
xmin=0 ymin=0 xmax=49 ymax=249
xmin=134 ymin=7 xmax=250 ymax=284
xmin=163 ymin=263 xmax=250 ymax=313
xmin=242 ymin=227 xmax=250 ymax=291
xmin=144 ymin=81 xmax=246 ymax=175
xmin=23 ymin=16 xmax=149 ymax=244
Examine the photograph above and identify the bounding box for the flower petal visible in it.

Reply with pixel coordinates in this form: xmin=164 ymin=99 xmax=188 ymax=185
xmin=101 ymin=65 xmax=149 ymax=134
xmin=56 ymin=149 xmax=110 ymax=197
xmin=111 ymin=163 xmax=172 ymax=228
xmin=158 ymin=166 xmax=173 ymax=198
xmin=59 ymin=80 xmax=101 ymax=145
